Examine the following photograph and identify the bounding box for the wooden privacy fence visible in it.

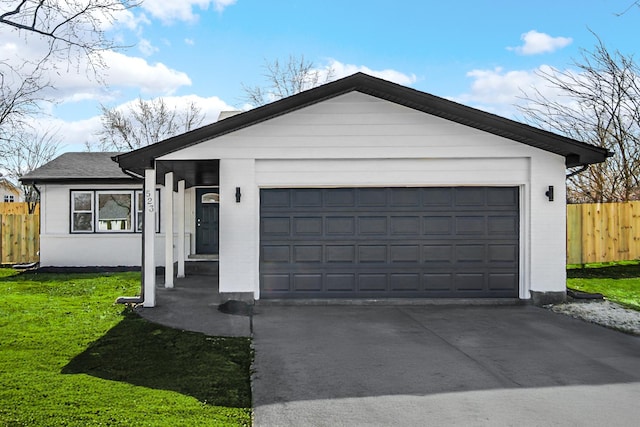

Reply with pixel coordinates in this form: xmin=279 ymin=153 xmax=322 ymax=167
xmin=0 ymin=203 xmax=40 ymax=265
xmin=567 ymin=202 xmax=640 ymax=265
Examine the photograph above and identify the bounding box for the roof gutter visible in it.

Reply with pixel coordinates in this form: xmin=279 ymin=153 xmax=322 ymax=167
xmin=566 ymin=164 xmax=589 ymax=179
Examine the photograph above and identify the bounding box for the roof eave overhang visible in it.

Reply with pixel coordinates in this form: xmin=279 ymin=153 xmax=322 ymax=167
xmin=19 ymin=177 xmax=138 ymax=186
xmin=113 ymin=73 xmax=610 ymax=176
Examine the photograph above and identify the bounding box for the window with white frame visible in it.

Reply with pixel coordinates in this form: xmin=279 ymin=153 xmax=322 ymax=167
xmin=3 ymin=195 xmax=15 ymax=202
xmin=71 ymin=190 xmax=159 ymax=233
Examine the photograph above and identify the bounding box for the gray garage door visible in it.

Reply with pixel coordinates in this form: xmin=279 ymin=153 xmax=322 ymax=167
xmin=260 ymin=187 xmax=519 ymax=299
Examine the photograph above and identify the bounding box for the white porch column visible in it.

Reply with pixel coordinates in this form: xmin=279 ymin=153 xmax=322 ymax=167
xmin=176 ymin=179 xmax=186 ymax=278
xmin=164 ymin=172 xmax=174 ymax=288
xmin=143 ymin=168 xmax=157 ymax=307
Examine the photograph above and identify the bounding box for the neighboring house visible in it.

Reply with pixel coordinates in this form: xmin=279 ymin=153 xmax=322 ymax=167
xmin=0 ymin=177 xmax=21 ymax=202
xmin=21 ymin=73 xmax=609 ymax=307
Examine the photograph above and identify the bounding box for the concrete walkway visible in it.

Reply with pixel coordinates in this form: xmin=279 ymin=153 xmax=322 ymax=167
xmin=136 ymin=274 xmax=252 ymax=337
xmin=252 ymin=304 xmax=640 ymax=426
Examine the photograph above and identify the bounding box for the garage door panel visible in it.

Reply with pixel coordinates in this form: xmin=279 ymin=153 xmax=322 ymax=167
xmin=294 ymin=217 xmax=322 ymax=235
xmin=293 ymin=189 xmax=322 ymax=207
xmin=359 ymin=274 xmax=388 ymax=291
xmin=488 ymin=216 xmax=518 ymax=234
xmin=424 ymin=273 xmax=453 ymax=291
xmin=390 ymin=273 xmax=420 ymax=291
xmin=262 ymin=274 xmax=290 ymax=292
xmin=262 ymin=245 xmax=290 ymax=263
xmin=261 ymin=217 xmax=291 ymax=236
xmin=423 ymin=217 xmax=452 ymax=235
xmin=487 ymin=187 xmax=519 ymax=206
xmin=260 ymin=187 xmax=519 ymax=298
xmin=326 ymin=245 xmax=355 ymax=263
xmin=357 ymin=188 xmax=387 ymax=206
xmin=261 ymin=189 xmax=290 ymax=208
xmin=489 ymin=273 xmax=518 ymax=290
xmin=390 ymin=245 xmax=420 ymax=263
xmin=326 ymin=217 xmax=355 ymax=235
xmin=390 ymin=216 xmax=421 ymax=234
xmin=455 ymin=188 xmax=486 ymax=206
xmin=422 ymin=188 xmax=453 ymax=207
xmin=359 ymin=245 xmax=387 ymax=262
xmin=456 ymin=245 xmax=486 ymax=262
xmin=391 ymin=188 xmax=421 ymax=206
xmin=359 ymin=217 xmax=388 ymax=235
xmin=455 ymin=273 xmax=486 ymax=291
xmin=455 ymin=216 xmax=486 ymax=235
xmin=293 ymin=245 xmax=323 ymax=263
xmin=326 ymin=274 xmax=356 ymax=291
xmin=488 ymin=244 xmax=518 ymax=263
xmin=325 ymin=188 xmax=356 ymax=207
xmin=423 ymin=245 xmax=453 ymax=263
xmin=294 ymin=274 xmax=323 ymax=291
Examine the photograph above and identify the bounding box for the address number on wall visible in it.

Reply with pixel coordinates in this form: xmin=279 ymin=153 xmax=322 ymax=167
xmin=145 ymin=190 xmax=154 ymax=213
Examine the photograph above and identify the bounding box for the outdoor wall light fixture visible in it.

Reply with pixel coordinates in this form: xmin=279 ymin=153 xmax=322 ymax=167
xmin=235 ymin=187 xmax=242 ymax=203
xmin=545 ymin=185 xmax=554 ymax=202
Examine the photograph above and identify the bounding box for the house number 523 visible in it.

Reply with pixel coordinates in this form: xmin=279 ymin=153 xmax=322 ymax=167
xmin=145 ymin=190 xmax=154 ymax=212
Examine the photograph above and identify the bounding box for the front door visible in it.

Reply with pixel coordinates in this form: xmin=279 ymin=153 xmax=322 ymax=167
xmin=196 ymin=188 xmax=219 ymax=254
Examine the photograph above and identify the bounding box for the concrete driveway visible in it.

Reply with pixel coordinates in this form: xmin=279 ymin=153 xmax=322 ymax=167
xmin=251 ymin=304 xmax=640 ymax=426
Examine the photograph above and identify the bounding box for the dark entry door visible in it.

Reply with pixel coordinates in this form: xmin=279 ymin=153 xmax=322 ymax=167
xmin=196 ymin=188 xmax=219 ymax=254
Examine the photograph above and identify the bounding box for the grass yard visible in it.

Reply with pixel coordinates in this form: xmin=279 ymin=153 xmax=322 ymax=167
xmin=0 ymin=269 xmax=252 ymax=426
xmin=567 ymin=262 xmax=640 ymax=311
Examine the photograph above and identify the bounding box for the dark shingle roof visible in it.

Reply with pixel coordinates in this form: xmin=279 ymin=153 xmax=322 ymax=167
xmin=20 ymin=152 xmax=134 ymax=184
xmin=115 ymin=72 xmax=611 ymax=176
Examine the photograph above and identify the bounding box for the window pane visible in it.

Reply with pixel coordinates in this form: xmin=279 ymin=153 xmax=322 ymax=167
xmin=73 ymin=213 xmax=93 ymax=231
xmin=201 ymin=193 xmax=219 ymax=203
xmin=74 ymin=193 xmax=92 ymax=211
xmin=134 ymin=189 xmax=160 ymax=233
xmin=98 ymin=193 xmax=132 ymax=231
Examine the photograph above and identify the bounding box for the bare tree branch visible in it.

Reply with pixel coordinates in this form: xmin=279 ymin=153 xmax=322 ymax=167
xmin=241 ymin=55 xmax=335 ymax=106
xmin=0 ymin=1 xmax=141 ymax=157
xmin=519 ymin=34 xmax=640 ymax=202
xmin=97 ymin=97 xmax=206 ymax=151
xmin=0 ymin=126 xmax=62 ymax=205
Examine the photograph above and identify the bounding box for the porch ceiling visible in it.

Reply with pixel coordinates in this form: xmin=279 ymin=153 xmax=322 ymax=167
xmin=156 ymin=159 xmax=219 ymax=189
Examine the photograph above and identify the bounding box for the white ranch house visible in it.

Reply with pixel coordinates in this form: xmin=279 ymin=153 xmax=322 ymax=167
xmin=21 ymin=73 xmax=609 ymax=306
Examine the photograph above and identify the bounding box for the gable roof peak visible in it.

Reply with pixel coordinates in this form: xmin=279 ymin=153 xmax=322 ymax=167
xmin=115 ymin=72 xmax=610 ymax=175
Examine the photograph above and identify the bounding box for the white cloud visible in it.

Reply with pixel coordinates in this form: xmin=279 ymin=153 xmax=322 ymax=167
xmin=42 ymin=51 xmax=193 ymax=103
xmin=35 ymin=94 xmax=236 ymax=151
xmin=102 ymin=51 xmax=192 ymax=94
xmin=138 ymin=38 xmax=159 ymax=56
xmin=327 ymin=60 xmax=417 ymax=86
xmin=452 ymin=66 xmax=563 ymax=118
xmin=508 ymin=30 xmax=573 ymax=55
xmin=184 ymin=38 xmax=195 ymax=46
xmin=141 ymin=0 xmax=237 ymax=23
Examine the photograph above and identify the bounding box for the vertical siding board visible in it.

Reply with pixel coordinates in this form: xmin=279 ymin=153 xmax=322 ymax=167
xmin=0 ymin=213 xmax=39 ymax=264
xmin=632 ymin=203 xmax=640 ymax=261
xmin=566 ymin=204 xmax=582 ymax=264
xmin=566 ymin=201 xmax=640 ymax=265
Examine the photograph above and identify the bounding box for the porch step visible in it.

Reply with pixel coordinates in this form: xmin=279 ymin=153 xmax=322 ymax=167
xmin=185 ymin=260 xmax=218 ymax=276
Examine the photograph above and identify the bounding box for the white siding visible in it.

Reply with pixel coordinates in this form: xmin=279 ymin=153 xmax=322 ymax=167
xmin=158 ymin=92 xmax=569 ymax=299
xmin=38 ymin=182 xmax=190 ymax=267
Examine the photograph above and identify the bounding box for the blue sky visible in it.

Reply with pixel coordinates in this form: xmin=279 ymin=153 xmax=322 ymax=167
xmin=5 ymin=0 xmax=640 ymax=152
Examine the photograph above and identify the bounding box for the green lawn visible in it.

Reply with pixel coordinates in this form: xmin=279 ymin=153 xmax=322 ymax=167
xmin=567 ymin=262 xmax=640 ymax=311
xmin=0 ymin=269 xmax=252 ymax=426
